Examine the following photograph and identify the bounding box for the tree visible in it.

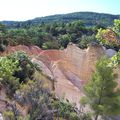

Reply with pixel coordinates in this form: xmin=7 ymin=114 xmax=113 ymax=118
xmin=0 ymin=52 xmax=36 ymax=95
xmin=0 ymin=23 xmax=8 ymax=51
xmin=82 ymin=57 xmax=120 ymax=120
xmin=0 ymin=23 xmax=6 ymax=33
xmin=58 ymin=34 xmax=72 ymax=48
xmin=9 ymin=52 xmax=35 ymax=83
xmin=113 ymin=19 xmax=120 ymax=36
xmin=78 ymin=34 xmax=96 ymax=49
xmin=42 ymin=41 xmax=59 ymax=49
xmin=110 ymin=51 xmax=120 ymax=67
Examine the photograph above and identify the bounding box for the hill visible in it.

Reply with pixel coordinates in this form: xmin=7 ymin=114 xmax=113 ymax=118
xmin=1 ymin=12 xmax=120 ymax=28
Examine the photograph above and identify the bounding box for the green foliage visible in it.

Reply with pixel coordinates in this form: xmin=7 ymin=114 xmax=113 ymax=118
xmin=96 ymin=28 xmax=107 ymax=45
xmin=42 ymin=41 xmax=59 ymax=49
xmin=82 ymin=57 xmax=120 ymax=119
xmin=3 ymin=111 xmax=14 ymax=120
xmin=0 ymin=23 xmax=6 ymax=32
xmin=0 ymin=19 xmax=97 ymax=49
xmin=3 ymin=110 xmax=30 ymax=120
xmin=15 ymin=80 xmax=54 ymax=120
xmin=113 ymin=19 xmax=120 ymax=36
xmin=0 ymin=52 xmax=36 ymax=95
xmin=58 ymin=34 xmax=72 ymax=48
xmin=78 ymin=34 xmax=96 ymax=49
xmin=8 ymin=52 xmax=35 ymax=83
xmin=6 ymin=29 xmax=37 ymax=46
xmin=52 ymin=99 xmax=79 ymax=120
xmin=80 ymin=96 xmax=89 ymax=106
xmin=0 ymin=56 xmax=19 ymax=94
xmin=96 ymin=19 xmax=120 ymax=50
xmin=14 ymin=79 xmax=90 ymax=120
xmin=1 ymin=12 xmax=119 ymax=50
xmin=52 ymin=98 xmax=92 ymax=120
xmin=0 ymin=23 xmax=8 ymax=51
xmin=18 ymin=115 xmax=30 ymax=120
xmin=96 ymin=28 xmax=118 ymax=48
xmin=69 ymin=112 xmax=80 ymax=120
xmin=109 ymin=51 xmax=120 ymax=67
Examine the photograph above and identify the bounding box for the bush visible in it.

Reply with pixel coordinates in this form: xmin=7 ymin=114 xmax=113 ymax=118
xmin=42 ymin=41 xmax=59 ymax=49
xmin=78 ymin=35 xmax=96 ymax=49
xmin=3 ymin=111 xmax=14 ymax=120
xmin=15 ymin=80 xmax=54 ymax=120
xmin=9 ymin=52 xmax=35 ymax=83
xmin=52 ymin=99 xmax=79 ymax=120
xmin=0 ymin=56 xmax=19 ymax=95
xmin=0 ymin=52 xmax=36 ymax=95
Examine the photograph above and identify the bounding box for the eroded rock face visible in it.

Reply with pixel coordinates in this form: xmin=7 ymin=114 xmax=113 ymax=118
xmin=0 ymin=43 xmax=105 ymax=108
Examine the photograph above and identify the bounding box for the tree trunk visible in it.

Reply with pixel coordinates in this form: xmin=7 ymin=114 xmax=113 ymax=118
xmin=95 ymin=114 xmax=99 ymax=120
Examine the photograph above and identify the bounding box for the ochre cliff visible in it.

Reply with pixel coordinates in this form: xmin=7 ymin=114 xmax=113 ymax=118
xmin=0 ymin=43 xmax=105 ymax=109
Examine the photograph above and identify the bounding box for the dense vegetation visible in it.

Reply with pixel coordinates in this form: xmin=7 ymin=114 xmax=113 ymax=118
xmin=1 ymin=12 xmax=120 ymax=28
xmin=0 ymin=52 xmax=35 ymax=96
xmin=0 ymin=13 xmax=119 ymax=52
xmin=0 ymin=20 xmax=100 ymax=50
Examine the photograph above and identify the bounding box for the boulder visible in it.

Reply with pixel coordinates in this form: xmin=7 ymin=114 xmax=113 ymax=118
xmin=105 ymin=49 xmax=117 ymax=58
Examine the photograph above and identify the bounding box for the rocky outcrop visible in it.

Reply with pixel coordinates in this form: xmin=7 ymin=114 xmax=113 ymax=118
xmin=0 ymin=43 xmax=106 ymax=108
xmin=0 ymin=45 xmax=42 ymax=56
xmin=101 ymin=28 xmax=120 ymax=45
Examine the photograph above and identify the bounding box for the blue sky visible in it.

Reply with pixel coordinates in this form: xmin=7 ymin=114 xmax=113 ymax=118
xmin=0 ymin=0 xmax=120 ymax=21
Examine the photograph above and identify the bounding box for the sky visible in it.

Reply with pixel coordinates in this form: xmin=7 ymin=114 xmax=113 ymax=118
xmin=0 ymin=0 xmax=120 ymax=21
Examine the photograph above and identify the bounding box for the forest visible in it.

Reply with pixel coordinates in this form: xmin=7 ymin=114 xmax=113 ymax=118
xmin=1 ymin=12 xmax=120 ymax=27
xmin=0 ymin=12 xmax=120 ymax=52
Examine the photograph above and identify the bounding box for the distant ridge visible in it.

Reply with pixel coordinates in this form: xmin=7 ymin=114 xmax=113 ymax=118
xmin=1 ymin=12 xmax=120 ymax=28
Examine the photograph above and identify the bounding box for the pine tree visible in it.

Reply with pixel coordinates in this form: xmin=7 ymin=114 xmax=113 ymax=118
xmin=83 ymin=57 xmax=120 ymax=120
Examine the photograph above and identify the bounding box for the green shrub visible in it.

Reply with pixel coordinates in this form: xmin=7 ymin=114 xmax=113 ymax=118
xmin=3 ymin=111 xmax=14 ymax=120
xmin=52 ymin=100 xmax=79 ymax=120
xmin=0 ymin=56 xmax=19 ymax=95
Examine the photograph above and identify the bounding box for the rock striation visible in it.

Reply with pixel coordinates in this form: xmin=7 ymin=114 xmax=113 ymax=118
xmin=0 ymin=43 xmax=106 ymax=108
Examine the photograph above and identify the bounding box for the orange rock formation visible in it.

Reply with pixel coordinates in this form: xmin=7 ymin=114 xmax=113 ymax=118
xmin=0 ymin=43 xmax=105 ymax=109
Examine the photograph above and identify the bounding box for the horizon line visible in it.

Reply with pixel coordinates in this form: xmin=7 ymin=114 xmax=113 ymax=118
xmin=0 ymin=11 xmax=120 ymax=22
